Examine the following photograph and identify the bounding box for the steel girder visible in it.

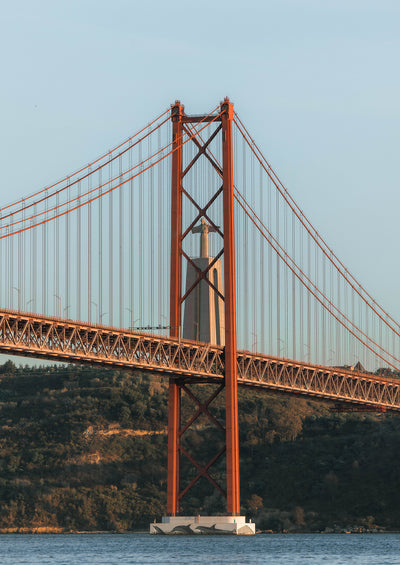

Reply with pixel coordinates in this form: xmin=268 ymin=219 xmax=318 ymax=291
xmin=0 ymin=311 xmax=224 ymax=378
xmin=237 ymin=354 xmax=400 ymax=412
xmin=0 ymin=310 xmax=400 ymax=412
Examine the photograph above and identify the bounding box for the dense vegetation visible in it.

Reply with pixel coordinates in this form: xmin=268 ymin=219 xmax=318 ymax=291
xmin=0 ymin=360 xmax=400 ymax=532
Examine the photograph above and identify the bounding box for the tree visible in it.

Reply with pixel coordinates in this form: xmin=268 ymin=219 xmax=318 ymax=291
xmin=0 ymin=360 xmax=16 ymax=374
xmin=247 ymin=494 xmax=263 ymax=514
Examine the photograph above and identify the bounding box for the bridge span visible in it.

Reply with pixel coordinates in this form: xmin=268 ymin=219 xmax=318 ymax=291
xmin=3 ymin=98 xmax=400 ymax=521
xmin=0 ymin=309 xmax=398 ymax=412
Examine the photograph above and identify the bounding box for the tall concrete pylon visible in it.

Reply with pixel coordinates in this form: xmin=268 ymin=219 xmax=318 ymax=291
xmin=182 ymin=218 xmax=225 ymax=345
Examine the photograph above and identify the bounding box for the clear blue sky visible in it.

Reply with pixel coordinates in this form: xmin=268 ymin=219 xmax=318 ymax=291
xmin=1 ymin=0 xmax=399 ymax=347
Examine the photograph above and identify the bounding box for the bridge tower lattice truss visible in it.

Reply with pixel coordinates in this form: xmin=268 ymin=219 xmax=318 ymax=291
xmin=168 ymin=99 xmax=240 ymax=515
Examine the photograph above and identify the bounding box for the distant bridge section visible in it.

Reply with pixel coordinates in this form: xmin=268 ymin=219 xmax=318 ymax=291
xmin=0 ymin=309 xmax=399 ymax=412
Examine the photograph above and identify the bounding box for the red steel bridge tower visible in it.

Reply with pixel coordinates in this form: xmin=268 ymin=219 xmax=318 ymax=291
xmin=167 ymin=98 xmax=242 ymax=524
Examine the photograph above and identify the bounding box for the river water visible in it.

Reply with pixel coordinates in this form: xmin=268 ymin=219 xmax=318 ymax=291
xmin=1 ymin=533 xmax=399 ymax=564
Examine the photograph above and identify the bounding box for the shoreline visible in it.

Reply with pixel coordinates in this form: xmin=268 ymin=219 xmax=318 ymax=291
xmin=0 ymin=528 xmax=397 ymax=535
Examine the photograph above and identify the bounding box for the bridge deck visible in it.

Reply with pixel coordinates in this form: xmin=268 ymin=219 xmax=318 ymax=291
xmin=0 ymin=310 xmax=399 ymax=412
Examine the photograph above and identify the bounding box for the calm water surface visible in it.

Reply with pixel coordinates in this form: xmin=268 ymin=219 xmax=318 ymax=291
xmin=0 ymin=533 xmax=399 ymax=564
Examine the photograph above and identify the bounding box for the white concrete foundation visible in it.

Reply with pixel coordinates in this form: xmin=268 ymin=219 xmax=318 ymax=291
xmin=150 ymin=515 xmax=255 ymax=535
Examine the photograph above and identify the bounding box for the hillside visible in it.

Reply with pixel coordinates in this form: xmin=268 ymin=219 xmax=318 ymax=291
xmin=0 ymin=360 xmax=400 ymax=532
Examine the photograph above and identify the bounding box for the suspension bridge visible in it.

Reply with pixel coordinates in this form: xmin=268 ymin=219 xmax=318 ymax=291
xmin=1 ymin=99 xmax=400 ymax=532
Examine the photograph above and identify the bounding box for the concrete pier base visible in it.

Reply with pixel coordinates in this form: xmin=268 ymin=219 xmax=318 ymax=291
xmin=150 ymin=515 xmax=255 ymax=535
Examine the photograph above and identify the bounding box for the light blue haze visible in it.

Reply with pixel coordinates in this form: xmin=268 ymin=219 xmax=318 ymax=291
xmin=1 ymin=1 xmax=399 ymax=365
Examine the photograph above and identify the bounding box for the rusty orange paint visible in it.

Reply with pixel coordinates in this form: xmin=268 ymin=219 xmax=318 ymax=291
xmin=167 ymin=381 xmax=181 ymax=514
xmin=167 ymin=101 xmax=184 ymax=516
xmin=167 ymin=98 xmax=240 ymax=516
xmin=169 ymin=101 xmax=184 ymax=341
xmin=221 ymin=98 xmax=240 ymax=515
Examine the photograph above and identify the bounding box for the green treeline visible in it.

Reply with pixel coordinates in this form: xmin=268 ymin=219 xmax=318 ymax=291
xmin=0 ymin=360 xmax=400 ymax=532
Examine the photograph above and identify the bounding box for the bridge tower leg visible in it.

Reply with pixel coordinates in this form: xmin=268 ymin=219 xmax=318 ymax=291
xmin=221 ymin=99 xmax=240 ymax=515
xmin=168 ymin=101 xmax=184 ymax=515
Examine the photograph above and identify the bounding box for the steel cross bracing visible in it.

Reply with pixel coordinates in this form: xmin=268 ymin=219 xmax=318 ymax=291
xmin=168 ymin=99 xmax=239 ymax=515
xmin=0 ymin=309 xmax=400 ymax=412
